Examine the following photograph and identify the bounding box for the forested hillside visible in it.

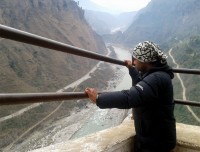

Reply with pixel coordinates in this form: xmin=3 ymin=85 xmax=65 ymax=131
xmin=120 ymin=0 xmax=200 ymax=47
xmin=172 ymin=36 xmax=200 ymax=99
xmin=169 ymin=36 xmax=200 ymax=126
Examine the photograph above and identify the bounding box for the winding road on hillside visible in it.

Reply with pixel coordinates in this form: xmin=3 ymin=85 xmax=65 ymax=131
xmin=2 ymin=49 xmax=113 ymax=152
xmin=0 ymin=50 xmax=111 ymax=123
xmin=169 ymin=49 xmax=200 ymax=122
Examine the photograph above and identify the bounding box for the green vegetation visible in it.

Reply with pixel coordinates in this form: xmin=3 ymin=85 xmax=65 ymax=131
xmin=170 ymin=36 xmax=200 ymax=126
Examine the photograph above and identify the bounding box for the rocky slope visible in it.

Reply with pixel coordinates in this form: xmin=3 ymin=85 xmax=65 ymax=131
xmin=0 ymin=0 xmax=107 ymax=93
xmin=119 ymin=0 xmax=200 ymax=47
xmin=0 ymin=0 xmax=115 ymax=150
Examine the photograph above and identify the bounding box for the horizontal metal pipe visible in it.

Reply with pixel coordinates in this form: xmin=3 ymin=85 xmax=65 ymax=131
xmin=0 ymin=92 xmax=88 ymax=105
xmin=172 ymin=68 xmax=200 ymax=75
xmin=1 ymin=24 xmax=200 ymax=74
xmin=0 ymin=24 xmax=125 ymax=66
xmin=174 ymin=99 xmax=200 ymax=107
xmin=0 ymin=92 xmax=200 ymax=107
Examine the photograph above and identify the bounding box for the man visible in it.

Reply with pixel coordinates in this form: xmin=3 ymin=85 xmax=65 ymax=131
xmin=85 ymin=41 xmax=176 ymax=152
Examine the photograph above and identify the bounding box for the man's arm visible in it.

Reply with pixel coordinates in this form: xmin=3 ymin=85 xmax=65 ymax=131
xmin=85 ymin=86 xmax=143 ymax=109
xmin=124 ymin=60 xmax=141 ymax=85
xmin=129 ymin=67 xmax=141 ymax=85
xmin=96 ymin=89 xmax=142 ymax=109
xmin=85 ymin=74 xmax=160 ymax=109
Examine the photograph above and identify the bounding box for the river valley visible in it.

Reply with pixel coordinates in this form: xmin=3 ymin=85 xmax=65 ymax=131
xmin=7 ymin=46 xmax=132 ymax=152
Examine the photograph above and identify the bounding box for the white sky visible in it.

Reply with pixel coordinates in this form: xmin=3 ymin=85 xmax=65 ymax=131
xmin=90 ymin=0 xmax=151 ymax=12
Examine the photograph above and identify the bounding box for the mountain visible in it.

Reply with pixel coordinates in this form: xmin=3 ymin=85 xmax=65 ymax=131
xmin=75 ymin=0 xmax=137 ymax=35
xmin=119 ymin=0 xmax=200 ymax=47
xmin=0 ymin=0 xmax=107 ymax=93
xmin=84 ymin=10 xmax=113 ymax=35
xmin=0 ymin=0 xmax=113 ymax=149
xmin=75 ymin=0 xmax=116 ymax=13
xmin=84 ymin=10 xmax=137 ymax=35
xmin=75 ymin=0 xmax=123 ymax=14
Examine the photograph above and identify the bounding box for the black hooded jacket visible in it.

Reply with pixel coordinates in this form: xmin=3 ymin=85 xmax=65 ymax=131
xmin=96 ymin=64 xmax=176 ymax=150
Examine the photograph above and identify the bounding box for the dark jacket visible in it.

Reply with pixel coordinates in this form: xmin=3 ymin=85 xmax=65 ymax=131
xmin=96 ymin=64 xmax=176 ymax=151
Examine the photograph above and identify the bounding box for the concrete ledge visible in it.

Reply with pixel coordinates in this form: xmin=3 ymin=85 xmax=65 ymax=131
xmin=31 ymin=119 xmax=200 ymax=152
xmin=31 ymin=118 xmax=135 ymax=152
xmin=174 ymin=123 xmax=200 ymax=152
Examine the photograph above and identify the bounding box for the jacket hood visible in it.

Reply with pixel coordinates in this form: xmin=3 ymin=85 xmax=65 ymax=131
xmin=143 ymin=64 xmax=174 ymax=79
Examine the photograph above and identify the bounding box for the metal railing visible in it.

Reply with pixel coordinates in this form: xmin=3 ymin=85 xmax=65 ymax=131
xmin=0 ymin=24 xmax=125 ymax=66
xmin=1 ymin=24 xmax=200 ymax=107
xmin=0 ymin=92 xmax=199 ymax=107
xmin=0 ymin=92 xmax=88 ymax=105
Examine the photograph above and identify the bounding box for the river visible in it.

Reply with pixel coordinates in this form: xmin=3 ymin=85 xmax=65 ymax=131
xmin=113 ymin=46 xmax=132 ymax=91
xmin=9 ymin=46 xmax=132 ymax=152
xmin=70 ymin=46 xmax=132 ymax=140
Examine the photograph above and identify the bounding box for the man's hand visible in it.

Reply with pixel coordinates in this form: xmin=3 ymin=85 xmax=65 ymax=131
xmin=85 ymin=88 xmax=98 ymax=104
xmin=124 ymin=60 xmax=132 ymax=68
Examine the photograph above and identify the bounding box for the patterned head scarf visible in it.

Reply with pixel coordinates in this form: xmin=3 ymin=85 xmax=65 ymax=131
xmin=132 ymin=41 xmax=167 ymax=64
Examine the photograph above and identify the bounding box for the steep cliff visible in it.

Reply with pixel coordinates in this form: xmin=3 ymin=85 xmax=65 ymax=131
xmin=0 ymin=0 xmax=107 ymax=92
xmin=120 ymin=0 xmax=200 ymax=47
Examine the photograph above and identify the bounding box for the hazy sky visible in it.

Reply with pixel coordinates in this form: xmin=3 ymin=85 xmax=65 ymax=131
xmin=90 ymin=0 xmax=151 ymax=12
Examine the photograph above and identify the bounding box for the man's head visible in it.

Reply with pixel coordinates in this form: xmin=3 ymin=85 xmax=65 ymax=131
xmin=132 ymin=41 xmax=167 ymax=72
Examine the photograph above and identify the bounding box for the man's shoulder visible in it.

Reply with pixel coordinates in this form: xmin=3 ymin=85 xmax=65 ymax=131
xmin=149 ymin=70 xmax=171 ymax=78
xmin=143 ymin=71 xmax=171 ymax=85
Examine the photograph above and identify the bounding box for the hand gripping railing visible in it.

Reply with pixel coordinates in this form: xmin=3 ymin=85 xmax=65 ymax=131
xmin=1 ymin=24 xmax=200 ymax=107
